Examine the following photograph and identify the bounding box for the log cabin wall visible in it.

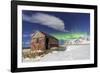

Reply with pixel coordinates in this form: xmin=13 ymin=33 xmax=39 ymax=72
xmin=31 ymin=31 xmax=59 ymax=52
xmin=47 ymin=37 xmax=59 ymax=49
xmin=30 ymin=37 xmax=46 ymax=51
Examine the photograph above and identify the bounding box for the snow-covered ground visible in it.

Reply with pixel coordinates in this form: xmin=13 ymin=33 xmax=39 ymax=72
xmin=23 ymin=44 xmax=90 ymax=62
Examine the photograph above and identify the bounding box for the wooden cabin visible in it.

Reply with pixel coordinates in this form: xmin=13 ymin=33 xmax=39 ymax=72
xmin=30 ymin=31 xmax=59 ymax=54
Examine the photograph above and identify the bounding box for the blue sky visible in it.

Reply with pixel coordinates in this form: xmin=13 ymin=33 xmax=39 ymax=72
xmin=22 ymin=10 xmax=90 ymax=48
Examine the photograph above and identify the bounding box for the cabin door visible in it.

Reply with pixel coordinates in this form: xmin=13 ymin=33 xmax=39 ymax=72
xmin=46 ymin=37 xmax=49 ymax=50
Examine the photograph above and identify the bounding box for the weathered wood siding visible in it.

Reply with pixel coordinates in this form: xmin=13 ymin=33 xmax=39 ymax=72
xmin=31 ymin=31 xmax=59 ymax=52
xmin=47 ymin=37 xmax=59 ymax=49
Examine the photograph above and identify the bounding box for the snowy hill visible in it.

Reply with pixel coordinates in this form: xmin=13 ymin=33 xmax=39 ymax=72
xmin=23 ymin=44 xmax=90 ymax=62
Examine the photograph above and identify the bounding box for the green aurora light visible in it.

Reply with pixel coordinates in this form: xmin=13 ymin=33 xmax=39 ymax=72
xmin=51 ymin=33 xmax=88 ymax=40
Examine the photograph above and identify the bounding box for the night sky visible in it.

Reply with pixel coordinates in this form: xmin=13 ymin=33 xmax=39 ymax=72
xmin=22 ymin=10 xmax=90 ymax=48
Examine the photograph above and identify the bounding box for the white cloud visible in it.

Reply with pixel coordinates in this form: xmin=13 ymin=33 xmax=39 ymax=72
xmin=23 ymin=33 xmax=35 ymax=37
xmin=23 ymin=41 xmax=30 ymax=45
xmin=23 ymin=34 xmax=29 ymax=37
xmin=23 ymin=13 xmax=67 ymax=32
xmin=25 ymin=41 xmax=30 ymax=44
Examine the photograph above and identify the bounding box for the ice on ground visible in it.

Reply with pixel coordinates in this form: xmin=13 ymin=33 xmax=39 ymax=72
xmin=23 ymin=44 xmax=90 ymax=62
xmin=52 ymin=51 xmax=58 ymax=54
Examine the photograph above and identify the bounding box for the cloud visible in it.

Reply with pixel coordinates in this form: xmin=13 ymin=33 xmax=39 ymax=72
xmin=23 ymin=34 xmax=29 ymax=37
xmin=23 ymin=41 xmax=30 ymax=45
xmin=23 ymin=13 xmax=67 ymax=32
